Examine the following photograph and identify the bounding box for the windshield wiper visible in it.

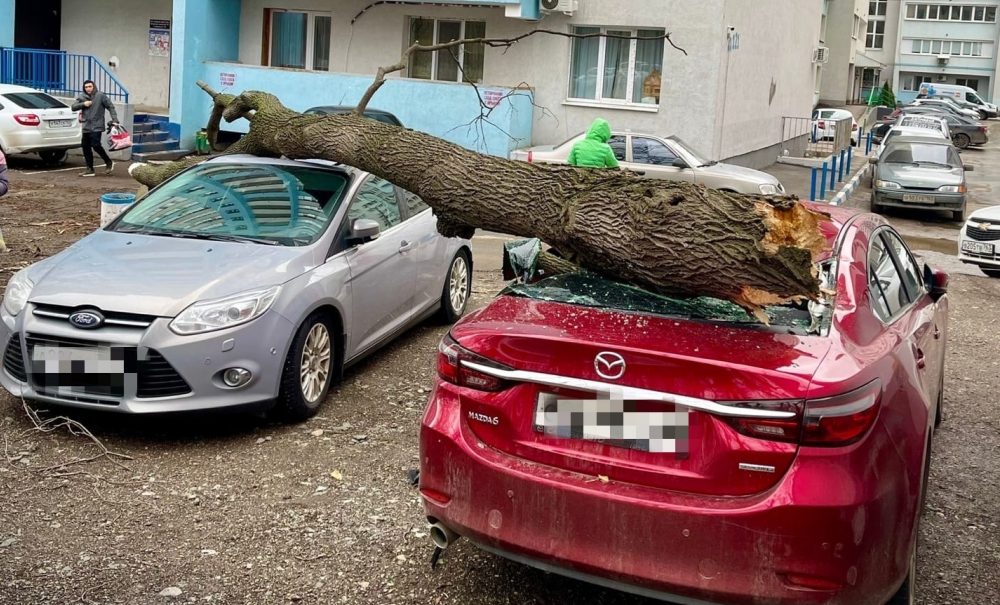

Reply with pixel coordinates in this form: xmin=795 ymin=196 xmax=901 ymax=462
xmin=699 ymin=161 xmax=718 ymax=167
xmin=913 ymin=161 xmax=952 ymax=168
xmin=112 ymin=226 xmax=281 ymax=245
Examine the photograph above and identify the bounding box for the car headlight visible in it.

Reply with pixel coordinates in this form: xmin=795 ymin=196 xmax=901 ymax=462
xmin=938 ymin=184 xmax=966 ymax=193
xmin=169 ymin=286 xmax=280 ymax=335
xmin=2 ymin=270 xmax=34 ymax=316
xmin=875 ymin=180 xmax=901 ymax=190
xmin=758 ymin=184 xmax=779 ymax=195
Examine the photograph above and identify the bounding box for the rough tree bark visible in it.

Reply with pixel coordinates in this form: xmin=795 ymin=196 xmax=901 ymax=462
xmin=130 ymin=85 xmax=829 ymax=319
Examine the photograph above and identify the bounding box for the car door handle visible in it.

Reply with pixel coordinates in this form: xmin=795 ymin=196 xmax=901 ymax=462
xmin=398 ymin=240 xmax=414 ymax=253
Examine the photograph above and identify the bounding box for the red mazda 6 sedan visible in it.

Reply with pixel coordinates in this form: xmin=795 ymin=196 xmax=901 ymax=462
xmin=419 ymin=204 xmax=947 ymax=605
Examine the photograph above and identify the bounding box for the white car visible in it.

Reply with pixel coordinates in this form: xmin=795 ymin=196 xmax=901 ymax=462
xmin=958 ymin=206 xmax=1000 ymax=278
xmin=0 ymin=84 xmax=81 ymax=165
xmin=874 ymin=124 xmax=949 ymax=158
xmin=910 ymin=98 xmax=981 ymax=120
xmin=510 ymin=132 xmax=784 ymax=195
xmin=897 ymin=114 xmax=950 ymax=139
xmin=811 ymin=108 xmax=859 ymax=145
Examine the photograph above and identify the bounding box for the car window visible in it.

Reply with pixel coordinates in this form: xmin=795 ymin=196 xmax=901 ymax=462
xmin=348 ymin=176 xmax=402 ymax=231
xmin=883 ymin=231 xmax=923 ymax=301
xmin=632 ymin=137 xmax=678 ymax=166
xmin=401 ymin=189 xmax=430 ymax=218
xmin=608 ymin=135 xmax=626 ymax=161
xmin=868 ymin=234 xmax=906 ymax=321
xmin=2 ymin=92 xmax=65 ymax=109
xmin=820 ymin=110 xmax=834 ymax=119
xmin=113 ymin=163 xmax=348 ymax=246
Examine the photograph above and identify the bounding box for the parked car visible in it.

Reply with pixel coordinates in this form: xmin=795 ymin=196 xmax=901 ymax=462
xmin=303 ymin=105 xmax=403 ymax=126
xmin=897 ymin=114 xmax=950 ymax=139
xmin=510 ymin=132 xmax=784 ymax=195
xmin=0 ymin=84 xmax=81 ymax=165
xmin=870 ymin=136 xmax=971 ymax=220
xmin=810 ymin=107 xmax=859 ymax=144
xmin=918 ymin=93 xmax=996 ymax=119
xmin=910 ymin=97 xmax=980 ymax=120
xmin=874 ymin=124 xmax=949 ymax=158
xmin=0 ymin=156 xmax=471 ymax=420
xmin=958 ymin=206 xmax=1000 ymax=277
xmin=420 ymin=202 xmax=947 ymax=605
xmin=917 ymin=83 xmax=998 ymax=117
xmin=875 ymin=110 xmax=987 ymax=149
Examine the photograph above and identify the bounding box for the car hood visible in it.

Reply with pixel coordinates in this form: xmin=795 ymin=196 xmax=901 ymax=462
xmin=969 ymin=205 xmax=1000 ymax=222
xmin=878 ymin=163 xmax=964 ymax=188
xmin=26 ymin=231 xmax=316 ymax=317
xmin=697 ymin=162 xmax=780 ymax=186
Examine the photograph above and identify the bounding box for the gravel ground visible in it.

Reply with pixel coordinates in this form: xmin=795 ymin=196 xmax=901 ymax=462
xmin=0 ymin=155 xmax=998 ymax=605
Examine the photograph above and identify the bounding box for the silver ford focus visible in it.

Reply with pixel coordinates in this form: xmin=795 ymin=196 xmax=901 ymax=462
xmin=0 ymin=156 xmax=472 ymax=421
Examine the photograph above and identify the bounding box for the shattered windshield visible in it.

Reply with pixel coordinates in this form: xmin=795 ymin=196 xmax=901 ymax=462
xmin=503 ymin=272 xmax=818 ymax=334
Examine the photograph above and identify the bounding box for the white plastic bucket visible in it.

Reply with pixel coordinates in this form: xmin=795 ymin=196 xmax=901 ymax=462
xmin=100 ymin=193 xmax=136 ymax=226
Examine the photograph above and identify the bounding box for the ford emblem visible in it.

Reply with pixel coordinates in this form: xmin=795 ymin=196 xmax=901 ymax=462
xmin=68 ymin=310 xmax=104 ymax=330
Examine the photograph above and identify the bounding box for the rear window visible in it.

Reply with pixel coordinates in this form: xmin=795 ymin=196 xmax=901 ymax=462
xmin=503 ymin=272 xmax=817 ymax=335
xmin=883 ymin=143 xmax=960 ymax=166
xmin=2 ymin=92 xmax=66 ymax=109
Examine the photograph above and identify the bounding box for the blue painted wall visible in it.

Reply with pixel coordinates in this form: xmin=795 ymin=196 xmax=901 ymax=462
xmin=196 ymin=62 xmax=534 ymax=157
xmin=0 ymin=0 xmax=14 ymax=48
xmin=169 ymin=0 xmax=241 ymax=147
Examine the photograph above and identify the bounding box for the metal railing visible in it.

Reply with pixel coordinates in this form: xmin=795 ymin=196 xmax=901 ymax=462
xmin=0 ymin=47 xmax=129 ymax=103
xmin=780 ymin=116 xmax=853 ymax=159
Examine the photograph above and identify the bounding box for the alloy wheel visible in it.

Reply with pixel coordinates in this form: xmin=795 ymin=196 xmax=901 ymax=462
xmin=299 ymin=323 xmax=331 ymax=403
xmin=449 ymin=255 xmax=469 ymax=313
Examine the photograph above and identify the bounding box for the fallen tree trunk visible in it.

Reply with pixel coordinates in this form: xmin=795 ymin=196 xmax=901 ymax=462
xmin=131 ymin=85 xmax=830 ymax=318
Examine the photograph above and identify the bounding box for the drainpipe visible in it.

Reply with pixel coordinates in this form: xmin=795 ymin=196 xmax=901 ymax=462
xmin=713 ymin=25 xmax=733 ymax=161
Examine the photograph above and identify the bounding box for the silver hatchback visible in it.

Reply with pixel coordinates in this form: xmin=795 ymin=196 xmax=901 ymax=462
xmin=0 ymin=156 xmax=472 ymax=420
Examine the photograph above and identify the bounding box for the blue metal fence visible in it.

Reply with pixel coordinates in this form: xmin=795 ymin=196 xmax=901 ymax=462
xmin=0 ymin=47 xmax=129 ymax=103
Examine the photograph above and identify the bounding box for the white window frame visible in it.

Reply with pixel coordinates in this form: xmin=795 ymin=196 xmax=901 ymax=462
xmin=565 ymin=26 xmax=665 ymax=112
xmin=406 ymin=18 xmax=485 ymax=83
xmin=853 ymin=15 xmax=861 ymax=39
xmin=267 ymin=9 xmax=332 ymax=71
xmin=866 ymin=18 xmax=885 ymax=49
xmin=906 ymin=38 xmax=991 ymax=57
xmin=905 ymin=3 xmax=997 ymax=22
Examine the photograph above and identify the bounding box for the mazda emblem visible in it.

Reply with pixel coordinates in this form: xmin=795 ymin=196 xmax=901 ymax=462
xmin=594 ymin=351 xmax=626 ymax=380
xmin=68 ymin=310 xmax=104 ymax=330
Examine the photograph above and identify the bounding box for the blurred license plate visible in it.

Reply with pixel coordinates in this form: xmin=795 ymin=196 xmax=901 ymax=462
xmin=48 ymin=119 xmax=74 ymax=128
xmin=902 ymin=194 xmax=935 ymax=204
xmin=962 ymin=240 xmax=994 ymax=255
xmin=534 ymin=392 xmax=689 ymax=453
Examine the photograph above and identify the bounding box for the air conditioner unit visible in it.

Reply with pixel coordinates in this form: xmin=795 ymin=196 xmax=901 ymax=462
xmin=937 ymin=54 xmax=950 ymax=64
xmin=812 ymin=46 xmax=830 ymax=64
xmin=540 ymin=0 xmax=577 ymax=14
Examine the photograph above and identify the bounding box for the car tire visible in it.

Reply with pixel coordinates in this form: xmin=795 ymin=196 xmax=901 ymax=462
xmin=870 ymin=192 xmax=882 ymax=214
xmin=437 ymin=250 xmax=472 ymax=324
xmin=273 ymin=312 xmax=340 ymax=422
xmin=979 ymin=110 xmax=989 ymax=120
xmin=982 ymin=268 xmax=1000 ymax=278
xmin=953 ymin=133 xmax=971 ymax=149
xmin=39 ymin=150 xmax=67 ymax=166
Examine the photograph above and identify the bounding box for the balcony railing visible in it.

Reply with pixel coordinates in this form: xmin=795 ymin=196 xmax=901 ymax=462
xmin=0 ymin=47 xmax=129 ymax=103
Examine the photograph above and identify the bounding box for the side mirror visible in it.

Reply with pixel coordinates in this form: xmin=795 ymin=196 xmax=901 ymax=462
xmin=350 ymin=218 xmax=381 ymax=242
xmin=923 ymin=263 xmax=949 ymax=301
xmin=964 ymin=165 xmax=974 ymax=171
xmin=672 ymin=158 xmax=690 ymax=169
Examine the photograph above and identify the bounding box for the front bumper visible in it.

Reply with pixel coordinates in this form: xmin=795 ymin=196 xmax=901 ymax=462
xmin=873 ymin=189 xmax=965 ymax=211
xmin=0 ymin=303 xmax=294 ymax=413
xmin=420 ymin=384 xmax=913 ymax=605
xmin=958 ymin=232 xmax=1000 ymax=269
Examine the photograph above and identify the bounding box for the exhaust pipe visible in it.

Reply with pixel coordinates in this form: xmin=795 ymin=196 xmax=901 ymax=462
xmin=429 ymin=522 xmax=459 ymax=549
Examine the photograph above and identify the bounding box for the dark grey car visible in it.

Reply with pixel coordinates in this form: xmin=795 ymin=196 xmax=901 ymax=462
xmin=869 ymin=136 xmax=972 ymax=221
xmin=899 ymin=107 xmax=988 ymax=148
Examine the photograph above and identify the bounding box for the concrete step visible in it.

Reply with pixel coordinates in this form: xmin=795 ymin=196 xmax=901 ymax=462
xmin=134 ymin=113 xmax=169 ymax=124
xmin=133 ymin=130 xmax=171 ymax=144
xmin=132 ymin=139 xmax=180 ymax=154
xmin=132 ymin=121 xmax=158 ymax=134
xmin=131 ymin=148 xmax=194 ymax=163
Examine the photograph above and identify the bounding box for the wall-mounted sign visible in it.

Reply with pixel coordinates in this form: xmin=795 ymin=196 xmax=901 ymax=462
xmin=149 ymin=29 xmax=170 ymax=57
xmin=150 ymin=19 xmax=171 ymax=30
xmin=220 ymin=72 xmax=237 ymax=88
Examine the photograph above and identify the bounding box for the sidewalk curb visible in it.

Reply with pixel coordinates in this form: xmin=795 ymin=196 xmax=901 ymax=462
xmin=830 ymin=162 xmax=870 ymax=206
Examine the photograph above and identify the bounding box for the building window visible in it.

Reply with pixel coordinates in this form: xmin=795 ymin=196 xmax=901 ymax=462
xmin=406 ymin=18 xmax=485 ymax=83
xmin=866 ymin=19 xmax=885 ymax=48
xmin=568 ymin=27 xmax=665 ymax=106
xmin=869 ymin=0 xmax=887 ymax=16
xmin=265 ymin=9 xmax=332 ymax=70
xmin=956 ymin=78 xmax=979 ymax=90
xmin=902 ymin=74 xmax=932 ymax=91
xmin=905 ymin=3 xmax=997 ymax=22
xmin=908 ymin=39 xmax=987 ymax=57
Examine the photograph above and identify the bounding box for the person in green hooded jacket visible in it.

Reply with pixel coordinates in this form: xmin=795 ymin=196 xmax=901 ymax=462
xmin=567 ymin=118 xmax=620 ymax=168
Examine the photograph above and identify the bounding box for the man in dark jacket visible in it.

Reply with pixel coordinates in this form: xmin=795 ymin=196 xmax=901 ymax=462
xmin=0 ymin=150 xmax=8 ymax=197
xmin=567 ymin=118 xmax=620 ymax=168
xmin=72 ymin=80 xmax=119 ymax=177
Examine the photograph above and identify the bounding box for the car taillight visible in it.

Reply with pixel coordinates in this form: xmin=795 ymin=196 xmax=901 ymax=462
xmin=801 ymin=379 xmax=881 ymax=446
xmin=527 ymin=150 xmax=534 ymax=163
xmin=722 ymin=379 xmax=882 ymax=446
xmin=723 ymin=400 xmax=804 ymax=443
xmin=14 ymin=114 xmax=40 ymax=126
xmin=979 ymin=125 xmax=988 ymax=133
xmin=436 ymin=334 xmax=510 ymax=392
